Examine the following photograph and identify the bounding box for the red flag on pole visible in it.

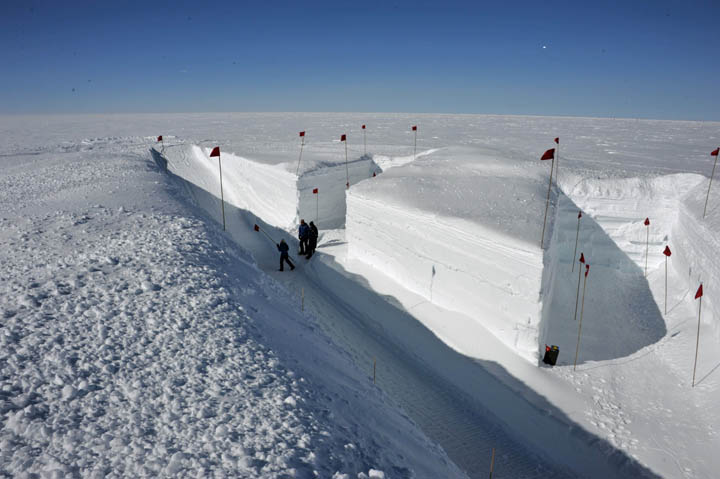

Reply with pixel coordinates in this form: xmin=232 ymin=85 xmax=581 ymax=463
xmin=585 ymin=264 xmax=590 ymax=277
xmin=541 ymin=148 xmax=555 ymax=161
xmin=412 ymin=125 xmax=417 ymax=131
xmin=210 ymin=146 xmax=220 ymax=157
xmin=712 ymin=148 xmax=719 ymax=156
xmin=554 ymin=137 xmax=559 ymax=144
xmin=341 ymin=134 xmax=346 ymax=142
xmin=663 ymin=246 xmax=672 ymax=257
xmin=313 ymin=188 xmax=318 ymax=194
xmin=578 ymin=211 xmax=582 ymax=219
xmin=157 ymin=135 xmax=163 ymax=142
xmin=299 ymin=131 xmax=305 ymax=137
xmin=362 ymin=124 xmax=366 ymax=129
xmin=644 ymin=218 xmax=650 ymax=226
xmin=579 ymin=252 xmax=585 ymax=263
xmin=695 ymin=284 xmax=703 ymax=299
xmin=253 ymin=224 xmax=259 ymax=232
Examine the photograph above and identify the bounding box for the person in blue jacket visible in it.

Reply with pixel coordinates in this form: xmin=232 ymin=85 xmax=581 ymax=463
xmin=277 ymin=239 xmax=295 ymax=271
xmin=298 ymin=219 xmax=310 ymax=255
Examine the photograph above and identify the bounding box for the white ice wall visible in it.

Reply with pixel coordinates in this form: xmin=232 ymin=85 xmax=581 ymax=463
xmin=297 ymin=156 xmax=378 ymax=229
xmin=346 ymin=196 xmax=545 ymax=362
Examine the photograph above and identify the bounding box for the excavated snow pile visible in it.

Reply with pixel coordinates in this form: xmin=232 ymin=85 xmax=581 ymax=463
xmin=346 ymin=146 xmax=553 ymax=362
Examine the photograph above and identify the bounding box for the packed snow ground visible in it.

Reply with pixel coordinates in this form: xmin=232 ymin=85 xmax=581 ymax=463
xmin=0 ymin=131 xmax=465 ymax=477
xmin=2 ymin=113 xmax=719 ymax=478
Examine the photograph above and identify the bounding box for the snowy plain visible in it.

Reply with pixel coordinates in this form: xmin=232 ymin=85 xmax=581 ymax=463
xmin=1 ymin=112 xmax=719 ymax=478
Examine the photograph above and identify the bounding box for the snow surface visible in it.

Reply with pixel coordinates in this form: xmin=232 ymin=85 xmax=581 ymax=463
xmin=2 ymin=112 xmax=720 ymax=479
xmin=0 ymin=127 xmax=464 ymax=478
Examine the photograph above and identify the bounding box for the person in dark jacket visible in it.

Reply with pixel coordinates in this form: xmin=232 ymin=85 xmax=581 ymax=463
xmin=306 ymin=221 xmax=319 ymax=259
xmin=277 ymin=239 xmax=295 ymax=271
xmin=298 ymin=219 xmax=310 ymax=255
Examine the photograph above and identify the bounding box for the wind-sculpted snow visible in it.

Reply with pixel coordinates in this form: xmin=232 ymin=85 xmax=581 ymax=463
xmin=347 ymin=147 xmax=551 ymax=362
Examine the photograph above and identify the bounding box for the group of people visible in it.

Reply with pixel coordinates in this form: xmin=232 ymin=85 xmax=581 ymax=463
xmin=276 ymin=219 xmax=319 ymax=272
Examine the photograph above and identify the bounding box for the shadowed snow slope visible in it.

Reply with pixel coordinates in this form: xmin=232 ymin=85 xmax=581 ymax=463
xmin=347 ymin=146 xmax=553 ymax=362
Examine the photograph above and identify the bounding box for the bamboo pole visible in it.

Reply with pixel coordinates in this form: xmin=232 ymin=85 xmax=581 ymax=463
xmin=574 ymin=253 xmax=584 ymax=321
xmin=665 ymin=255 xmax=668 ymax=315
xmin=218 ymin=153 xmax=226 ymax=231
xmin=692 ymin=293 xmax=702 ymax=387
xmin=295 ymin=133 xmax=305 ymax=175
xmin=703 ymin=151 xmax=718 ymax=218
xmin=644 ymin=220 xmax=650 ymax=277
xmin=574 ymin=265 xmax=589 ymax=371
xmin=344 ymin=136 xmax=349 ymax=189
xmin=572 ymin=212 xmax=581 ymax=272
xmin=540 ymin=156 xmax=555 ymax=249
xmin=489 ymin=448 xmax=496 ymax=479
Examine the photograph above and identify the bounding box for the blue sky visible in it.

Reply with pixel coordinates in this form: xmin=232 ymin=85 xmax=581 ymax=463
xmin=1 ymin=0 xmax=718 ymax=119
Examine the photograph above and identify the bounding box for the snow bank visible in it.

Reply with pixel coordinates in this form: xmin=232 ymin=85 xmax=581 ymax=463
xmin=347 ymin=146 xmax=552 ymax=362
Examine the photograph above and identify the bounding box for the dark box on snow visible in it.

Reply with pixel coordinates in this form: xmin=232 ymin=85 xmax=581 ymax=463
xmin=543 ymin=345 xmax=559 ymax=366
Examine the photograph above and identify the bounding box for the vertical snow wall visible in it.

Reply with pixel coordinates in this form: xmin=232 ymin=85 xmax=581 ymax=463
xmin=162 ymin=144 xmax=379 ymax=231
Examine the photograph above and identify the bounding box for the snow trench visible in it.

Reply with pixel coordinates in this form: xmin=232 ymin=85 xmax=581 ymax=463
xmin=151 ymin=146 xmax=661 ymax=478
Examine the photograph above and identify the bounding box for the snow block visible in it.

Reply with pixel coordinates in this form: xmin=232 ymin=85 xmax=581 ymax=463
xmin=160 ymin=144 xmax=379 ymax=231
xmin=346 ymin=147 xmax=552 ymax=362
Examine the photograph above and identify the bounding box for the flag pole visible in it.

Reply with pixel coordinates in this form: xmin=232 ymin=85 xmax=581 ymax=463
xmin=665 ymin=254 xmax=668 ymax=315
xmin=413 ymin=126 xmax=417 ymax=160
xmin=555 ymin=138 xmax=560 ymax=185
xmin=572 ymin=211 xmax=581 ymax=272
xmin=644 ymin=218 xmax=650 ymax=277
xmin=574 ymin=253 xmax=583 ymax=321
xmin=574 ymin=265 xmax=590 ymax=371
xmin=703 ymin=148 xmax=719 ymax=218
xmin=540 ymin=151 xmax=555 ymax=249
xmin=362 ymin=125 xmax=367 ymax=156
xmin=692 ymin=284 xmax=703 ymax=387
xmin=316 ymin=190 xmax=319 ymax=223
xmin=342 ymin=134 xmax=349 ymax=189
xmin=296 ymin=132 xmax=305 ymax=176
xmin=218 ymin=153 xmax=226 ymax=231
xmin=210 ymin=147 xmax=226 ymax=231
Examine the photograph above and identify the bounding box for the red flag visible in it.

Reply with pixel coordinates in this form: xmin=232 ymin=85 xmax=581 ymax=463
xmin=157 ymin=135 xmax=163 ymax=142
xmin=253 ymin=224 xmax=259 ymax=232
xmin=585 ymin=264 xmax=590 ymax=277
xmin=663 ymin=245 xmax=672 ymax=257
xmin=372 ymin=172 xmax=376 ymax=177
xmin=312 ymin=188 xmax=318 ymax=194
xmin=210 ymin=146 xmax=220 ymax=157
xmin=541 ymin=148 xmax=555 ymax=161
xmin=362 ymin=124 xmax=366 ymax=129
xmin=554 ymin=137 xmax=559 ymax=144
xmin=341 ymin=134 xmax=346 ymax=142
xmin=712 ymin=148 xmax=719 ymax=156
xmin=579 ymin=252 xmax=585 ymax=263
xmin=412 ymin=125 xmax=417 ymax=131
xmin=578 ymin=211 xmax=582 ymax=219
xmin=644 ymin=218 xmax=650 ymax=226
xmin=299 ymin=131 xmax=305 ymax=137
xmin=695 ymin=284 xmax=703 ymax=299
